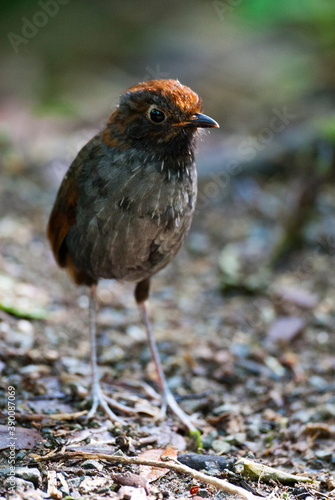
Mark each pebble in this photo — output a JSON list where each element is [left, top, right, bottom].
[[196, 488, 211, 498], [79, 476, 108, 494], [313, 404, 335, 420], [225, 432, 246, 445], [97, 308, 126, 326], [315, 449, 333, 461], [100, 345, 125, 363], [81, 459, 104, 471], [14, 467, 42, 487], [212, 438, 231, 454], [204, 465, 222, 476], [67, 477, 82, 489], [6, 328, 34, 349], [187, 232, 210, 255], [17, 319, 34, 334], [309, 375, 328, 389], [202, 430, 218, 449], [247, 422, 261, 439], [4, 477, 35, 493], [126, 324, 146, 341], [212, 402, 237, 415]]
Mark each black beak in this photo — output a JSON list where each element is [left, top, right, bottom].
[[185, 112, 219, 129]]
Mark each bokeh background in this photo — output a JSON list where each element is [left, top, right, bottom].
[[1, 0, 335, 288], [0, 2, 335, 492], [2, 0, 335, 176]]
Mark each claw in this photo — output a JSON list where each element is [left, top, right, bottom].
[[87, 381, 124, 422], [138, 300, 201, 433]]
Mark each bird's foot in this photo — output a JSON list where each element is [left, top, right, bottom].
[[159, 386, 203, 433], [87, 381, 138, 422]]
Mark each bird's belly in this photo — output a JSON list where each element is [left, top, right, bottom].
[[89, 208, 193, 282], [68, 189, 195, 282]]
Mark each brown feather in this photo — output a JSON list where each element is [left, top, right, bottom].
[[47, 165, 95, 286]]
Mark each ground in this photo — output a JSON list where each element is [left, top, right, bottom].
[[0, 137, 335, 499]]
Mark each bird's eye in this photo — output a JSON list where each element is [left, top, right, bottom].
[[149, 108, 166, 124]]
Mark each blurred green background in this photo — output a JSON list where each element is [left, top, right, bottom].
[[1, 3, 335, 479], [1, 0, 335, 260], [1, 0, 334, 159]]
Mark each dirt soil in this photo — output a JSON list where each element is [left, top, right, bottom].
[[0, 134, 335, 499]]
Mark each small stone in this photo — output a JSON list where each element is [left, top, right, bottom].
[[225, 432, 246, 445], [315, 449, 333, 461], [100, 345, 125, 363], [118, 485, 147, 500], [126, 324, 146, 341], [197, 488, 211, 498], [205, 465, 221, 476], [15, 467, 42, 487], [313, 404, 335, 420], [6, 328, 34, 349], [78, 295, 89, 309], [202, 430, 218, 449], [247, 422, 261, 439], [187, 232, 210, 255], [67, 477, 82, 489], [57, 472, 70, 495], [309, 376, 328, 389], [17, 319, 34, 334], [212, 403, 236, 415], [212, 438, 231, 454], [4, 477, 34, 493], [231, 343, 250, 358], [79, 476, 108, 494], [114, 448, 126, 456], [81, 459, 104, 471]]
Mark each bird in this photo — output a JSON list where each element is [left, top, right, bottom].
[[47, 79, 219, 432]]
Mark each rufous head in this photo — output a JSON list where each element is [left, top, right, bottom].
[[104, 79, 219, 156]]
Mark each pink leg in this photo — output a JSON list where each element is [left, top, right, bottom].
[[87, 284, 135, 420], [137, 299, 197, 433]]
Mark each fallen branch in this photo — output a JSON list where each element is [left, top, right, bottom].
[[15, 411, 87, 421], [239, 458, 314, 485], [32, 450, 271, 500], [47, 471, 62, 500]]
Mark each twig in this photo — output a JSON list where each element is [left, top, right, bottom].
[[15, 410, 87, 421], [32, 450, 273, 500], [239, 458, 314, 485], [47, 471, 62, 499]]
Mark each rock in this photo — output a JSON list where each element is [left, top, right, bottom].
[[315, 449, 333, 461], [78, 476, 108, 494], [212, 438, 231, 454], [225, 432, 247, 445], [14, 467, 42, 487], [202, 430, 218, 449], [4, 477, 35, 492], [187, 232, 210, 255], [267, 316, 305, 344], [81, 459, 104, 471], [197, 488, 211, 498]]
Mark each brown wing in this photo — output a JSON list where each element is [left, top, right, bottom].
[[47, 139, 97, 286]]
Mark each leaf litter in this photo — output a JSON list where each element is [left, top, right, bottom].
[[0, 133, 335, 499]]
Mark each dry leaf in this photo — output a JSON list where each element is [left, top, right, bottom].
[[277, 286, 318, 309], [267, 316, 305, 343], [139, 448, 178, 483], [112, 473, 148, 494], [0, 424, 43, 450]]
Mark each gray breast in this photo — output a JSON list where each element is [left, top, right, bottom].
[[66, 150, 197, 282]]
